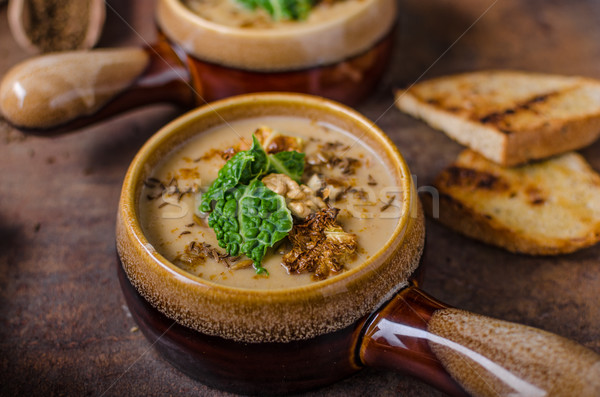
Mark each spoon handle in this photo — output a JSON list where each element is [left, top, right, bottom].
[[0, 41, 194, 133], [359, 285, 600, 397]]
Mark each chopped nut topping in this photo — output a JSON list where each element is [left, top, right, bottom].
[[262, 173, 326, 218], [229, 259, 254, 270], [193, 145, 242, 162], [254, 126, 304, 154], [305, 150, 361, 175], [144, 176, 197, 201], [174, 241, 239, 268]]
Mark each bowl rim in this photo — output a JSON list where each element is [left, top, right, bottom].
[[156, 0, 397, 70], [119, 92, 415, 300], [161, 0, 383, 37]]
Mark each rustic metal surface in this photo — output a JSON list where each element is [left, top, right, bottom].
[[1, 1, 598, 396]]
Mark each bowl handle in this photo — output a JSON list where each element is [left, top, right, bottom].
[[359, 284, 600, 397], [0, 41, 195, 133]]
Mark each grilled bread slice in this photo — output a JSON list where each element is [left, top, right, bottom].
[[395, 70, 600, 166], [424, 150, 600, 255]]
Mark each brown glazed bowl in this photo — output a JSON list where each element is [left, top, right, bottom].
[[116, 93, 600, 397], [0, 0, 395, 132]]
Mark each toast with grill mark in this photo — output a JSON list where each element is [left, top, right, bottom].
[[395, 70, 600, 166], [423, 149, 600, 255]]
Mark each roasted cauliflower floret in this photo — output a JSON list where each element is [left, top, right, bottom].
[[282, 207, 357, 280]]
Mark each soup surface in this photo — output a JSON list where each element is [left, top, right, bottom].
[[139, 116, 403, 289], [182, 0, 367, 29]]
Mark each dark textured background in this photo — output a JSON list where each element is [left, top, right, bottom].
[[1, 1, 599, 396]]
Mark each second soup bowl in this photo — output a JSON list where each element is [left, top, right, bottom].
[[0, 0, 396, 131]]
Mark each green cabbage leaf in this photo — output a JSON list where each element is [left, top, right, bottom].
[[236, 0, 315, 21], [200, 135, 304, 274]]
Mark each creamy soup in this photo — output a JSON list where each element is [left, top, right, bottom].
[[139, 116, 403, 289], [183, 0, 368, 29]]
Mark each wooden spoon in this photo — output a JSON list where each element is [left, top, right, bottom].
[[7, 0, 106, 54]]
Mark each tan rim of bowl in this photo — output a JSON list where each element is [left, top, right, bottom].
[[156, 0, 397, 71], [116, 93, 425, 343]]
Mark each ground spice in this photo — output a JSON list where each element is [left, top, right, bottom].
[[24, 0, 90, 52]]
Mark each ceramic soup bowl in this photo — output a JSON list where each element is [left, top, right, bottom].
[[116, 93, 600, 396], [0, 0, 395, 131]]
